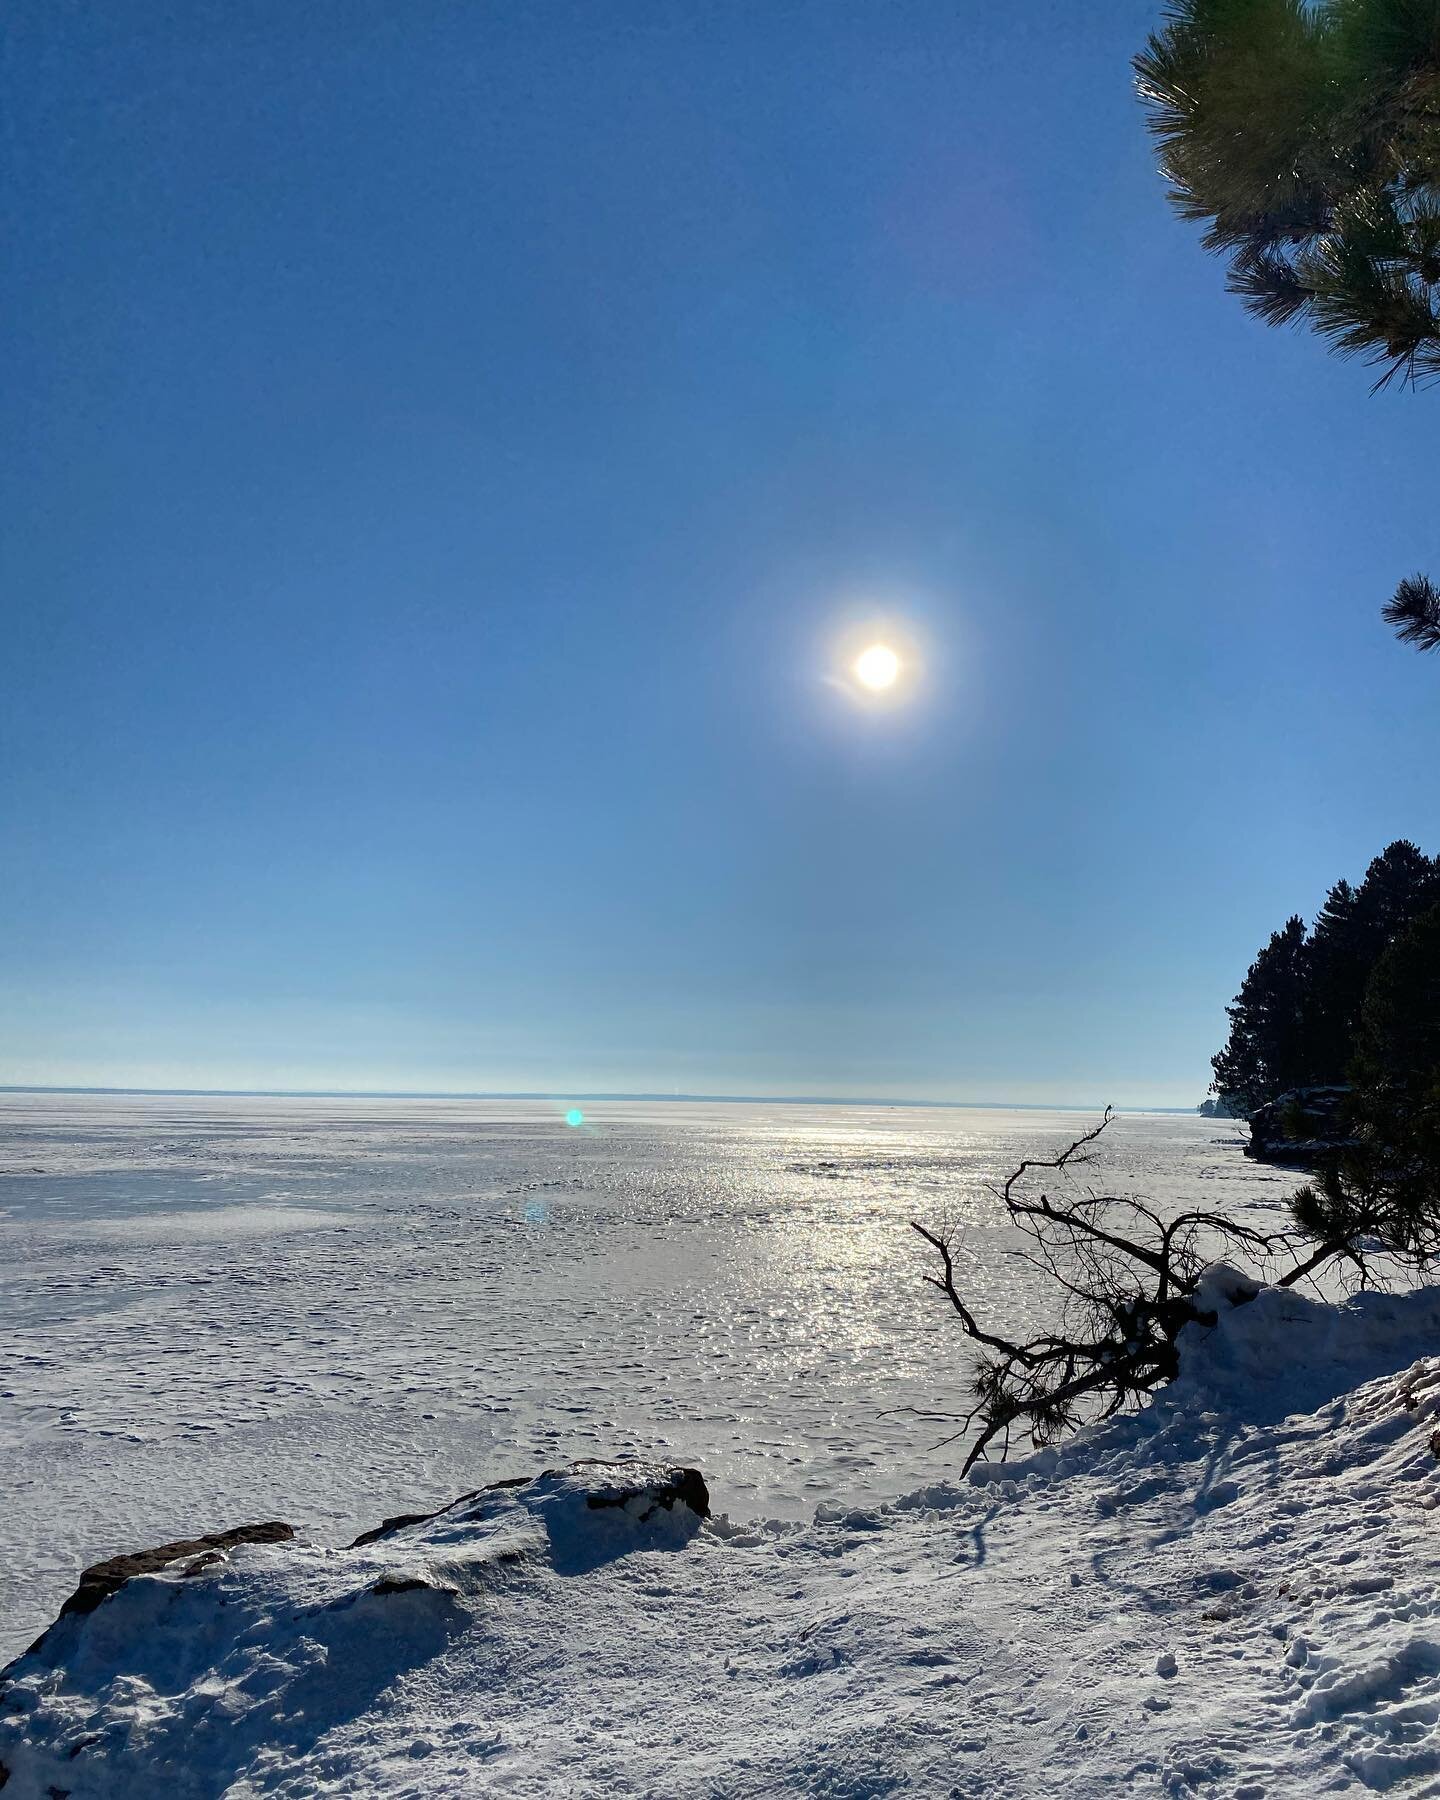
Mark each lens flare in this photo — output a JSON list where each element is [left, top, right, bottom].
[[565, 1107, 585, 1128]]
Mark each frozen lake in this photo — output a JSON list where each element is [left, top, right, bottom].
[[0, 1092, 1287, 1658]]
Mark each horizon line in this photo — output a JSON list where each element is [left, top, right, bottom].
[[0, 1083, 1202, 1114]]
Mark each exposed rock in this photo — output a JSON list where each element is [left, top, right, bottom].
[[55, 1522, 293, 1622], [1245, 1085, 1356, 1166], [1197, 1096, 1241, 1118], [348, 1510, 434, 1549], [368, 1575, 443, 1597], [581, 1462, 709, 1520], [349, 1460, 708, 1549], [12, 1521, 296, 1664]]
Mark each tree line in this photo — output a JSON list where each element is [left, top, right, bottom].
[[1211, 837, 1440, 1266], [1212, 840, 1440, 1113]]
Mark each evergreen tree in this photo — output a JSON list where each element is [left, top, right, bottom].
[[1212, 841, 1440, 1115], [1354, 838, 1440, 934], [1211, 915, 1311, 1112], [1295, 900, 1440, 1262], [1135, 0, 1440, 390], [1301, 876, 1362, 1081], [1304, 843, 1440, 1076], [1356, 898, 1440, 1119], [1136, 1, 1440, 650], [1383, 574, 1440, 652]]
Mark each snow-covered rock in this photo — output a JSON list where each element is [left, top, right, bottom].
[[1246, 1085, 1356, 1166], [8, 1296, 1440, 1796], [26, 1521, 297, 1652], [0, 1459, 709, 1798]]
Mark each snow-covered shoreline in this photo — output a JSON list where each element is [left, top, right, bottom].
[[7, 1282, 1440, 1797], [1, 1096, 1281, 1659]]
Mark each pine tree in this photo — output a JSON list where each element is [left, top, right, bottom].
[[1304, 844, 1440, 1078], [1302, 876, 1362, 1080], [1135, 0, 1440, 390], [1295, 900, 1440, 1261], [1353, 900, 1440, 1137], [1211, 842, 1440, 1116], [1383, 574, 1440, 651], [1349, 840, 1440, 977], [1212, 914, 1312, 1112], [1136, 1, 1440, 650]]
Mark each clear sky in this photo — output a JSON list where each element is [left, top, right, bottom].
[[4, 1, 1438, 1107]]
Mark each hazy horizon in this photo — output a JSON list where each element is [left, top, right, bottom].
[[0, 1082, 1200, 1115]]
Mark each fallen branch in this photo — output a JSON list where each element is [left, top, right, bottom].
[[912, 1110, 1361, 1473]]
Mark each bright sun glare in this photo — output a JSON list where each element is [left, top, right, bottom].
[[854, 644, 901, 691]]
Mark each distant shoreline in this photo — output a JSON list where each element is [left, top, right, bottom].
[[0, 1085, 1201, 1114]]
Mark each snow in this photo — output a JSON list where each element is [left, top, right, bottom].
[[8, 1279, 1440, 1797], [0, 1094, 1283, 1659]]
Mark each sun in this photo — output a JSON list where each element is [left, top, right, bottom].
[[827, 617, 926, 709], [854, 644, 900, 691]]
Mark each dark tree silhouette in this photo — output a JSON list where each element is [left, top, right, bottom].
[[1212, 842, 1440, 1115], [1299, 900, 1440, 1261], [1212, 915, 1312, 1113], [1306, 843, 1440, 1075], [1384, 573, 1440, 651]]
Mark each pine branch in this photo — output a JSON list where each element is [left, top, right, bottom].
[[1228, 245, 1314, 324], [1383, 572, 1440, 650], [1136, 0, 1440, 390]]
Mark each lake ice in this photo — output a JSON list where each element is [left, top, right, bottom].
[[0, 1092, 1288, 1659]]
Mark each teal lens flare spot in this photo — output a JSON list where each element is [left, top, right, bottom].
[[565, 1108, 585, 1128]]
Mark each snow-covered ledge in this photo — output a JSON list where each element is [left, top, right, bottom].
[[7, 1294, 1440, 1796]]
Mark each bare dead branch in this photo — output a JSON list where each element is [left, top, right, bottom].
[[910, 1109, 1365, 1476]]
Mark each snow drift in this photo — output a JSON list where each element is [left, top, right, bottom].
[[6, 1281, 1440, 1797]]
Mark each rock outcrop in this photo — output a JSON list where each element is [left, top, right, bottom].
[[59, 1522, 296, 1620], [1, 1458, 709, 1692], [1245, 1084, 1355, 1166], [18, 1521, 296, 1662], [348, 1459, 709, 1550]]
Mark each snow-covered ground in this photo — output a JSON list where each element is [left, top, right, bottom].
[[7, 1280, 1440, 1797], [0, 1095, 1282, 1661]]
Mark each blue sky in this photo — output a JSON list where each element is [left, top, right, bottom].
[[3, 1, 1438, 1106]]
